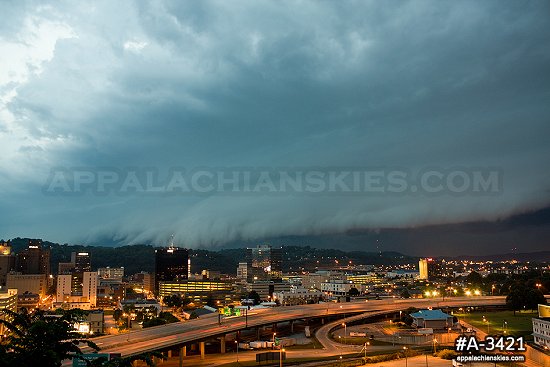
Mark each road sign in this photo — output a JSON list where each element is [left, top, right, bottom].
[[72, 353, 111, 367]]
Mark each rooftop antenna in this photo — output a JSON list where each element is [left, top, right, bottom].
[[169, 234, 175, 248]]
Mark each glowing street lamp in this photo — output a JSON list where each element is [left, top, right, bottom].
[[342, 323, 347, 344], [280, 347, 285, 367]]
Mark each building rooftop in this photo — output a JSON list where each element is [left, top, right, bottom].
[[410, 309, 452, 320]]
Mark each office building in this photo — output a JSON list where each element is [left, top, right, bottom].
[[236, 262, 248, 282], [245, 245, 283, 282], [131, 271, 154, 294], [418, 258, 443, 280], [273, 286, 324, 306], [419, 259, 429, 280], [246, 281, 291, 301], [98, 267, 124, 280], [0, 288, 17, 335], [154, 247, 189, 292], [15, 240, 50, 276], [58, 252, 91, 275], [56, 271, 97, 308], [159, 279, 233, 304], [58, 261, 75, 275], [17, 292, 40, 310], [6, 272, 47, 298], [320, 279, 356, 297], [0, 241, 15, 286], [72, 252, 91, 273], [533, 304, 550, 348]]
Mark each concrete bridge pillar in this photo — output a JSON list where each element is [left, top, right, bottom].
[[220, 334, 226, 353], [200, 341, 206, 359], [167, 350, 172, 358], [178, 346, 186, 367]]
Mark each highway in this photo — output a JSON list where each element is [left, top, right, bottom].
[[87, 296, 506, 357]]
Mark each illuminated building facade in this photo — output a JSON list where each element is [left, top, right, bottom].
[[154, 247, 189, 292], [158, 280, 233, 304], [246, 245, 282, 282], [15, 240, 50, 276]]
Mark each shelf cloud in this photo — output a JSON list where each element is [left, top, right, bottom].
[[1, 1, 549, 253]]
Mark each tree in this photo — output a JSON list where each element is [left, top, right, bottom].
[[113, 309, 123, 322], [525, 288, 546, 310], [400, 289, 411, 299], [506, 288, 523, 316], [248, 291, 261, 305], [0, 308, 98, 367], [205, 293, 217, 308], [348, 287, 360, 297], [466, 271, 483, 286], [163, 294, 183, 309]]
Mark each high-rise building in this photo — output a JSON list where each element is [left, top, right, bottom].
[[72, 252, 91, 273], [15, 240, 50, 276], [246, 245, 283, 282], [418, 258, 442, 281], [236, 262, 248, 281], [419, 259, 429, 280], [154, 247, 189, 292], [0, 241, 15, 286], [82, 271, 98, 307], [56, 271, 97, 307], [57, 274, 72, 302]]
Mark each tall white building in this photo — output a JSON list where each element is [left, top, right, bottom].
[[56, 274, 72, 302], [83, 271, 98, 307], [533, 304, 550, 348], [418, 259, 429, 280], [56, 271, 97, 308]]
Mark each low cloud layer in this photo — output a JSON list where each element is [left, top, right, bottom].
[[1, 1, 549, 253]]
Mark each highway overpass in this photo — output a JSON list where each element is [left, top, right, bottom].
[[87, 296, 506, 362]]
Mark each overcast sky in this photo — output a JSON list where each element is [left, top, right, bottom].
[[1, 1, 549, 254]]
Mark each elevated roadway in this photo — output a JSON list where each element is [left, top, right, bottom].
[[89, 296, 506, 357]]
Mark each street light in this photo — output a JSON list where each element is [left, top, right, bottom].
[[403, 346, 408, 367], [364, 341, 370, 360], [280, 347, 285, 367], [432, 338, 438, 354], [234, 340, 239, 363], [483, 317, 490, 334], [342, 323, 347, 344], [273, 332, 276, 350]]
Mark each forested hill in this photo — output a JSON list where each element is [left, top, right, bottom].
[[6, 238, 415, 276]]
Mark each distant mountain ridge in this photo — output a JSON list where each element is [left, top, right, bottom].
[[4, 237, 416, 275], [4, 237, 548, 276]]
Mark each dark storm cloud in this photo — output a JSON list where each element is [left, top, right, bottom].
[[1, 0, 549, 253]]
